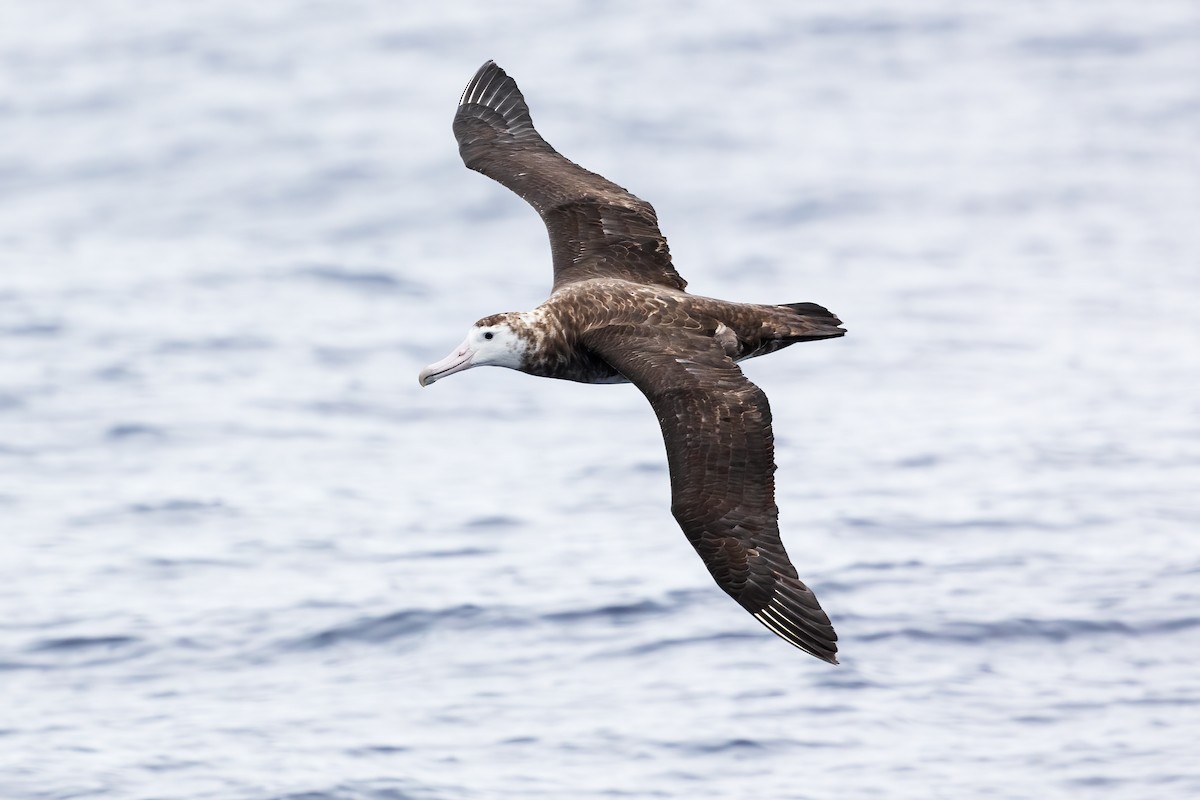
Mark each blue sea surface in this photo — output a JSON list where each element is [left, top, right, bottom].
[[2, 2, 1199, 798]]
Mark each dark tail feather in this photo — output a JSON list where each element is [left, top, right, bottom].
[[782, 301, 841, 323], [779, 302, 846, 341]]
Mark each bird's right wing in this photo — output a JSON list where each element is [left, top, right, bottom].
[[453, 61, 688, 293]]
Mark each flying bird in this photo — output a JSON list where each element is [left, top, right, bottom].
[[420, 61, 846, 663]]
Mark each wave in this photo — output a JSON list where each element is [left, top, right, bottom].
[[269, 781, 434, 800], [288, 265, 426, 296], [541, 598, 670, 625], [154, 335, 273, 354], [28, 635, 141, 652], [860, 616, 1200, 644], [70, 499, 234, 527], [284, 604, 498, 650], [283, 592, 704, 652], [541, 590, 711, 627], [1, 634, 150, 672], [608, 631, 763, 657], [104, 423, 167, 441]]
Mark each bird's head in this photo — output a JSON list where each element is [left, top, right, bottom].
[[418, 312, 531, 387]]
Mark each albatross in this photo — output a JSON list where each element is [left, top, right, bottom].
[[420, 61, 846, 664]]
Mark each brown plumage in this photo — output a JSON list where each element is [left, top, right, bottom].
[[422, 61, 846, 664], [455, 60, 685, 292]]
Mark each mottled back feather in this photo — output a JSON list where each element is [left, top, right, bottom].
[[454, 61, 687, 292]]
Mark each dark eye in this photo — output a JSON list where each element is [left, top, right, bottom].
[[483, 331, 494, 340]]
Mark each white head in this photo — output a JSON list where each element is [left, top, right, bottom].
[[418, 314, 530, 387]]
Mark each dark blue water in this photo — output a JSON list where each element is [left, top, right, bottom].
[[3, 2, 1199, 798]]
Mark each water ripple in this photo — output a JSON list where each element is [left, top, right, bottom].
[[284, 605, 497, 650], [289, 265, 427, 296], [861, 617, 1200, 644]]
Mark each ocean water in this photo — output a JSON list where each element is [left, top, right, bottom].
[[2, 1, 1200, 798]]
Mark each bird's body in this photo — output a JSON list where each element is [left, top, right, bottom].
[[474, 279, 844, 385], [421, 61, 846, 664]]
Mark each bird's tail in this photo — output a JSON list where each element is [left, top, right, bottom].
[[776, 301, 846, 341]]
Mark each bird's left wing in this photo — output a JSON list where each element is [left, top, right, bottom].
[[582, 325, 839, 663]]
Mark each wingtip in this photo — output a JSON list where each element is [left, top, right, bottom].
[[754, 602, 840, 664], [459, 59, 505, 107], [455, 60, 539, 148]]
